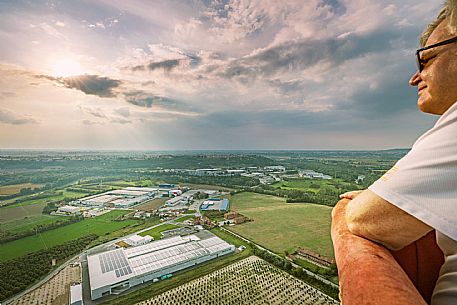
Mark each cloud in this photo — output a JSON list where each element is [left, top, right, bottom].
[[0, 109, 37, 125], [110, 118, 131, 124], [37, 74, 121, 98], [123, 90, 180, 108], [79, 106, 107, 118], [132, 59, 180, 72], [114, 107, 130, 117], [62, 75, 121, 97]]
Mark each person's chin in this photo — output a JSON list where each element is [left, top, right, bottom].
[[417, 96, 431, 113]]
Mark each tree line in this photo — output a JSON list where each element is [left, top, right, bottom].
[[0, 216, 83, 244], [253, 247, 339, 300], [0, 234, 97, 301]]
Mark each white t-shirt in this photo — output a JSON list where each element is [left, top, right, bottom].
[[368, 101, 457, 304]]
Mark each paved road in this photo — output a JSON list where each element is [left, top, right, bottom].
[[3, 214, 192, 305]]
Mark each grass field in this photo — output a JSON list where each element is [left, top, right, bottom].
[[0, 214, 68, 233], [0, 183, 43, 195], [272, 178, 359, 193], [228, 192, 334, 258], [139, 223, 180, 239], [136, 198, 167, 211], [0, 210, 139, 262], [174, 215, 195, 223]]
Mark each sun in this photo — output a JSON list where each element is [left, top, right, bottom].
[[51, 58, 84, 77]]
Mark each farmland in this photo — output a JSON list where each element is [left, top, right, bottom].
[[0, 210, 139, 262], [136, 198, 167, 211], [136, 256, 338, 305], [228, 192, 334, 258], [0, 183, 43, 195]]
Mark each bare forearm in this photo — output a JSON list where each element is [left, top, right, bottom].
[[345, 190, 432, 250]]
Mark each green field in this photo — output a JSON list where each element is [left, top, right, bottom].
[[272, 178, 359, 193], [228, 192, 334, 258], [0, 214, 68, 233], [174, 215, 195, 223], [139, 223, 180, 240], [0, 210, 138, 262]]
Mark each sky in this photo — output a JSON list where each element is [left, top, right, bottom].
[[0, 0, 444, 150]]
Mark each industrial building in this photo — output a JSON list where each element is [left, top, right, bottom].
[[69, 283, 83, 305], [75, 187, 158, 208], [200, 198, 230, 211], [87, 231, 235, 300], [124, 234, 153, 247]]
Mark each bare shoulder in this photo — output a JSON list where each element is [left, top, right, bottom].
[[345, 189, 432, 250]]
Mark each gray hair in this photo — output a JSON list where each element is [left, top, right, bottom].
[[420, 0, 457, 46]]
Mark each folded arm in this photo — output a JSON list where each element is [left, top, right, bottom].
[[345, 189, 432, 250]]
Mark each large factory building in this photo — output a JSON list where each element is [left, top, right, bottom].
[[87, 230, 235, 300]]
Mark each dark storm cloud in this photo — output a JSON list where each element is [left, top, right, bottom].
[[0, 109, 37, 125]]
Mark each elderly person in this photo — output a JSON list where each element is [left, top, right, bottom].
[[332, 1, 457, 304]]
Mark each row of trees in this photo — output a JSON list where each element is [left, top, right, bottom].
[[0, 216, 83, 244], [247, 185, 345, 206], [152, 173, 260, 189], [0, 234, 98, 301], [253, 247, 339, 300]]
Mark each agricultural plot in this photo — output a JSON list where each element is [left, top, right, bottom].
[[0, 210, 138, 262], [0, 203, 47, 222], [0, 214, 67, 233], [10, 264, 81, 305], [228, 192, 334, 258], [0, 183, 43, 195], [136, 256, 338, 305], [136, 198, 167, 211]]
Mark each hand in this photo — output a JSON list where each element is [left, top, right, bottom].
[[339, 190, 364, 200]]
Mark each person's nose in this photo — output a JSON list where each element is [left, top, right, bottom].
[[409, 71, 421, 86]]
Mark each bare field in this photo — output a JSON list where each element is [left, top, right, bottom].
[[10, 264, 81, 305], [136, 198, 167, 211], [136, 256, 338, 305], [0, 203, 46, 222], [0, 183, 43, 195]]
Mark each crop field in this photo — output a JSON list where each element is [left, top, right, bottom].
[[136, 256, 338, 305], [0, 210, 138, 262], [10, 264, 81, 305], [0, 214, 68, 233], [0, 202, 47, 222], [136, 198, 167, 211], [139, 223, 180, 239], [228, 192, 334, 258], [0, 183, 43, 195]]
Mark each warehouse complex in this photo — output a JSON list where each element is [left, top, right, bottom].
[[200, 198, 230, 211], [87, 230, 235, 300]]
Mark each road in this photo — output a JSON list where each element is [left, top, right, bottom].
[[219, 227, 339, 289], [3, 214, 191, 305]]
